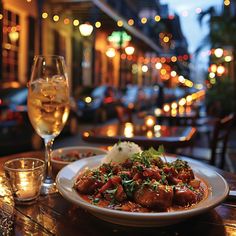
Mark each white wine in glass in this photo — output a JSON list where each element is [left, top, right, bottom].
[[27, 55, 70, 195]]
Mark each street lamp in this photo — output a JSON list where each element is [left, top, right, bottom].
[[106, 48, 116, 58], [155, 62, 162, 70], [108, 31, 131, 48], [142, 65, 148, 73], [125, 46, 135, 55], [8, 26, 19, 43], [214, 48, 224, 58], [79, 22, 93, 36], [9, 31, 19, 43], [107, 31, 132, 86]]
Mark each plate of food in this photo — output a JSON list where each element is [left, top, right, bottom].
[[52, 146, 108, 171], [56, 142, 229, 227]]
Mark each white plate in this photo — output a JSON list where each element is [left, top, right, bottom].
[[56, 155, 229, 227], [51, 146, 108, 171]]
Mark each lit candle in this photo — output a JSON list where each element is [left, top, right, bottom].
[[124, 122, 134, 137], [147, 130, 154, 138], [4, 158, 45, 203], [17, 172, 37, 199], [144, 115, 156, 128]]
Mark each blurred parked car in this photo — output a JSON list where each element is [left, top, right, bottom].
[[122, 85, 146, 111], [0, 83, 79, 156], [143, 86, 158, 108], [164, 87, 186, 103], [77, 85, 121, 122]]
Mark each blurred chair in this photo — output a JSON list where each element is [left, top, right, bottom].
[[177, 113, 235, 169], [115, 106, 133, 124]]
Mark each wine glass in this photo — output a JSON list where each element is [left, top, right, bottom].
[[27, 55, 70, 195]]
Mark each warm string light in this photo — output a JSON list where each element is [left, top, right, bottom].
[[40, 11, 202, 89], [117, 20, 123, 27], [138, 54, 190, 64], [225, 55, 232, 62], [95, 21, 101, 28], [41, 12, 102, 29], [137, 58, 194, 88], [73, 19, 79, 26], [53, 15, 59, 22], [177, 75, 194, 88], [154, 15, 161, 22], [63, 18, 70, 25], [224, 0, 230, 6], [141, 17, 147, 24], [41, 7, 204, 28], [207, 47, 232, 83], [128, 19, 134, 26], [152, 60, 194, 86], [42, 12, 48, 19], [139, 57, 188, 65], [161, 91, 205, 116]]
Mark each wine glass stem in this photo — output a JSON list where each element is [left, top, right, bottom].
[[44, 138, 54, 184]]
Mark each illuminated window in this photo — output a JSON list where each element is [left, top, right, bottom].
[[2, 9, 20, 81]]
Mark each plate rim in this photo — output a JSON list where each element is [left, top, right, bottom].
[[56, 154, 229, 220]]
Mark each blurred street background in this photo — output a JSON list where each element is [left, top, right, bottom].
[[1, 0, 236, 171]]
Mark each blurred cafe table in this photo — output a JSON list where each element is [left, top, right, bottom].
[[1, 151, 236, 235], [82, 122, 196, 152]]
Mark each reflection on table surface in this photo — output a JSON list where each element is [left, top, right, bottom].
[[154, 106, 197, 118], [82, 122, 196, 150], [83, 123, 193, 139]]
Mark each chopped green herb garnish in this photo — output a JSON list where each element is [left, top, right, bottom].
[[160, 174, 167, 184], [172, 159, 189, 170], [122, 179, 137, 198], [131, 146, 164, 167], [120, 173, 130, 181], [152, 181, 160, 190], [142, 178, 151, 187], [93, 170, 101, 180], [92, 198, 100, 204], [136, 165, 143, 172], [106, 188, 117, 195]]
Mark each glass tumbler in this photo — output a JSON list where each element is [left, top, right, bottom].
[[4, 158, 45, 203]]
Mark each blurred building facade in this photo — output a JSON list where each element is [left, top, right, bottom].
[[0, 0, 191, 95], [0, 0, 39, 85]]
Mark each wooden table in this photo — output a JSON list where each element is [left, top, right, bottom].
[[0, 151, 236, 235], [82, 123, 196, 152]]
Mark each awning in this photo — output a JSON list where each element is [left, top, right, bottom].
[[92, 0, 162, 54]]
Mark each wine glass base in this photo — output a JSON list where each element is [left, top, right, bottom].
[[40, 181, 58, 195]]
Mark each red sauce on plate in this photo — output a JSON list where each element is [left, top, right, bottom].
[[74, 148, 209, 213]]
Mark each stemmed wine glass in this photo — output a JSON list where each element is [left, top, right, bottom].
[[27, 55, 70, 195]]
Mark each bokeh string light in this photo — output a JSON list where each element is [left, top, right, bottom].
[[37, 8, 211, 90], [40, 5, 210, 28]]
